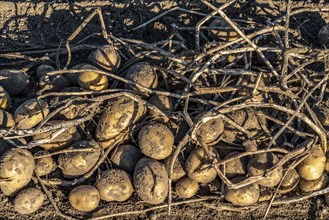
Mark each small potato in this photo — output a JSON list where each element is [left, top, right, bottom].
[[0, 148, 35, 196], [36, 64, 55, 78], [14, 188, 44, 214], [69, 185, 100, 212], [0, 110, 15, 128], [14, 98, 49, 129], [58, 141, 101, 178], [78, 64, 108, 91], [209, 18, 238, 42], [125, 62, 158, 89], [0, 69, 28, 96], [185, 147, 217, 184], [248, 152, 283, 187], [194, 114, 224, 145], [318, 24, 329, 47], [278, 169, 300, 194], [163, 153, 186, 182], [89, 45, 121, 72], [34, 150, 57, 176], [222, 151, 248, 179], [0, 86, 11, 110], [111, 144, 142, 173], [299, 173, 329, 193], [175, 177, 199, 199], [33, 122, 81, 151], [134, 157, 168, 204], [138, 123, 174, 160], [95, 169, 133, 202], [297, 144, 326, 181], [225, 176, 260, 206], [65, 64, 88, 86]]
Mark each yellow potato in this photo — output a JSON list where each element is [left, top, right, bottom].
[[78, 64, 108, 91], [111, 144, 142, 173], [69, 185, 100, 212], [65, 63, 88, 86], [163, 153, 186, 182], [299, 173, 329, 192], [0, 69, 28, 96], [175, 177, 199, 199], [14, 188, 44, 214], [34, 150, 57, 176], [0, 86, 11, 110], [148, 94, 173, 119], [222, 151, 248, 179], [89, 45, 121, 72], [0, 110, 14, 128], [194, 114, 224, 145], [278, 169, 300, 194], [125, 62, 158, 89]]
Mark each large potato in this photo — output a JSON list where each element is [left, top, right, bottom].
[[69, 185, 100, 212], [111, 144, 142, 173], [138, 123, 174, 160], [299, 173, 329, 192], [0, 86, 11, 110], [194, 114, 224, 145], [14, 188, 44, 214], [125, 62, 158, 89], [185, 147, 217, 184], [58, 141, 101, 178], [95, 169, 133, 202], [89, 45, 121, 72], [78, 64, 108, 91], [14, 98, 49, 129], [163, 153, 186, 182], [175, 177, 199, 199], [133, 157, 168, 204], [222, 151, 248, 179], [297, 144, 326, 181], [0, 148, 35, 196], [0, 110, 15, 128], [34, 150, 57, 176], [0, 69, 28, 96]]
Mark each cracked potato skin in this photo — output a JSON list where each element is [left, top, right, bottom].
[[69, 185, 100, 212], [14, 188, 45, 215]]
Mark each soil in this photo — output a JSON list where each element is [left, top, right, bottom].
[[1, 0, 329, 219]]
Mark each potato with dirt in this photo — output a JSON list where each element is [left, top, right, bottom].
[[318, 24, 329, 47], [0, 86, 11, 110], [299, 173, 329, 193], [175, 177, 199, 199], [148, 94, 173, 119], [89, 45, 121, 72], [163, 153, 186, 182], [37, 64, 70, 92], [193, 114, 224, 145], [222, 151, 248, 179], [0, 148, 35, 196], [95, 169, 133, 202], [133, 157, 168, 204], [0, 69, 28, 96], [14, 98, 49, 129], [34, 150, 57, 176], [69, 185, 100, 212], [0, 109, 14, 128], [278, 168, 300, 194], [14, 188, 45, 214], [138, 122, 174, 160], [125, 62, 158, 89], [111, 144, 142, 173], [78, 64, 108, 91]]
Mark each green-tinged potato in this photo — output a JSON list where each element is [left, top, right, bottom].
[[36, 64, 55, 78], [69, 185, 100, 212], [0, 69, 28, 96], [175, 177, 199, 199], [0, 148, 35, 196], [14, 98, 49, 129], [209, 18, 238, 42], [225, 176, 260, 206], [133, 157, 168, 204], [318, 24, 329, 47], [185, 147, 217, 184], [248, 152, 283, 187], [34, 150, 57, 176], [95, 169, 133, 202], [0, 86, 11, 110], [33, 122, 81, 151], [297, 144, 326, 181], [299, 173, 329, 192], [163, 153, 186, 182], [0, 110, 14, 128], [14, 188, 44, 214], [222, 151, 248, 179], [111, 144, 142, 173], [194, 114, 224, 145], [138, 123, 174, 160], [39, 74, 70, 92], [125, 62, 158, 89], [278, 169, 300, 194], [89, 45, 121, 72], [58, 141, 101, 178], [78, 64, 108, 91], [96, 96, 145, 141]]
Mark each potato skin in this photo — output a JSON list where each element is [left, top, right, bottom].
[[14, 188, 44, 214], [89, 45, 121, 72], [175, 177, 199, 199], [0, 148, 35, 196], [125, 62, 158, 89], [318, 24, 329, 47], [69, 185, 100, 212], [278, 169, 300, 194], [95, 169, 133, 202], [163, 153, 186, 182], [111, 144, 142, 173], [36, 64, 55, 78], [138, 123, 174, 160], [78, 64, 108, 91], [299, 173, 329, 193], [34, 150, 57, 176], [14, 98, 49, 129], [297, 144, 326, 181], [0, 69, 28, 96], [194, 114, 224, 145], [222, 151, 248, 179], [0, 110, 15, 128], [0, 86, 11, 110], [133, 157, 168, 204]]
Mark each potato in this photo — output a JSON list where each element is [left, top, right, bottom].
[[111, 144, 142, 173], [318, 24, 329, 47], [56, 87, 86, 119], [125, 62, 158, 89], [0, 69, 28, 96], [65, 63, 88, 86], [225, 176, 260, 206], [299, 173, 329, 193], [0, 148, 35, 196], [95, 169, 133, 202], [148, 94, 173, 119], [98, 133, 130, 149], [133, 157, 168, 204], [297, 144, 326, 181], [89, 45, 121, 72], [69, 185, 100, 212], [14, 188, 44, 214], [34, 150, 57, 176], [14, 98, 49, 129], [175, 177, 199, 199], [78, 64, 108, 91], [194, 114, 224, 145], [33, 122, 81, 151], [278, 168, 300, 194], [248, 152, 283, 187], [222, 151, 248, 179], [163, 153, 186, 182], [0, 86, 11, 110], [39, 74, 71, 92], [0, 110, 14, 128], [96, 96, 145, 141], [138, 123, 174, 160], [185, 147, 217, 184], [209, 18, 238, 42], [58, 141, 101, 178], [36, 64, 55, 78]]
